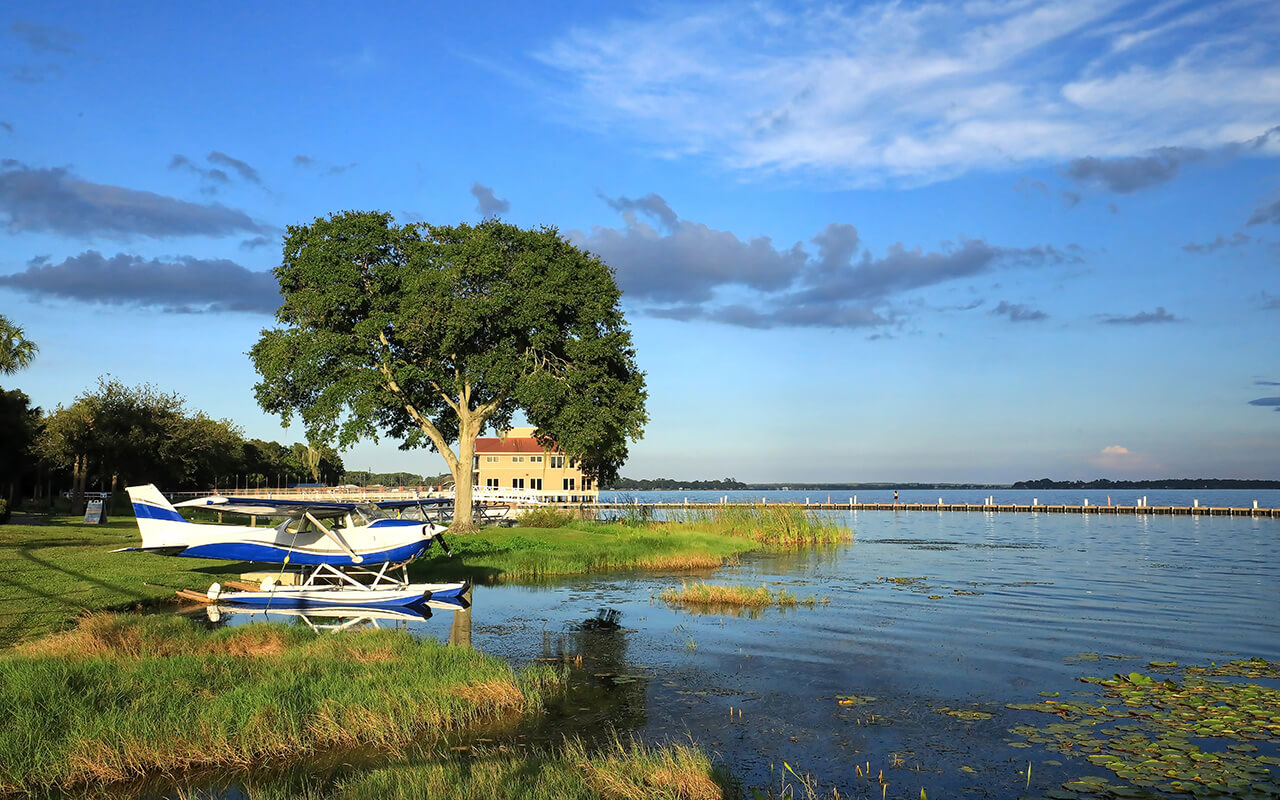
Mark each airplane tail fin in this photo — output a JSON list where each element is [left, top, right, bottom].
[[125, 484, 191, 549]]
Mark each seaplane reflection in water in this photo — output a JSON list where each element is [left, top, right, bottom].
[[205, 596, 471, 636], [120, 484, 469, 609]]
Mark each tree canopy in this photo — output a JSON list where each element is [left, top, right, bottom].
[[251, 211, 647, 526], [0, 314, 38, 375]]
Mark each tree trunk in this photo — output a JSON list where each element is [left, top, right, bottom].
[[451, 425, 478, 530], [108, 472, 119, 517], [72, 454, 85, 515]]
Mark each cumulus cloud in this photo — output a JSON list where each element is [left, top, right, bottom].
[[534, 1, 1280, 185], [1060, 190, 1082, 208], [293, 155, 316, 167], [991, 300, 1047, 322], [1064, 147, 1205, 193], [0, 122, 12, 134], [0, 161, 270, 239], [1101, 306, 1180, 325], [1100, 445, 1129, 455], [1182, 232, 1252, 253], [0, 250, 280, 313], [574, 192, 1074, 329], [471, 183, 510, 217]]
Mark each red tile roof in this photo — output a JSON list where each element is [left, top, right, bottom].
[[474, 436, 555, 454]]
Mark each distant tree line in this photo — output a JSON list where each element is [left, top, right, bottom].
[[338, 471, 453, 487], [604, 477, 749, 490], [1013, 478, 1280, 490], [1, 375, 345, 515]]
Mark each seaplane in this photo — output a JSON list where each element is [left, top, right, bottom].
[[121, 484, 469, 609]]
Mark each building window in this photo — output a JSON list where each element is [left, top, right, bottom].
[[485, 456, 499, 463], [486, 478, 499, 488], [550, 456, 565, 469], [530, 478, 542, 490], [582, 477, 593, 490], [563, 477, 576, 491], [513, 456, 525, 463], [530, 455, 543, 463], [512, 478, 525, 489]]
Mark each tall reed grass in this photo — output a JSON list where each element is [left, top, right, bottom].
[[661, 582, 823, 610], [664, 505, 851, 547], [245, 737, 729, 800], [0, 613, 561, 793]]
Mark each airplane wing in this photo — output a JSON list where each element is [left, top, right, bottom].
[[375, 498, 453, 510], [173, 495, 357, 518]]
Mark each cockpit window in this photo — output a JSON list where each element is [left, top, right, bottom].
[[353, 503, 389, 524]]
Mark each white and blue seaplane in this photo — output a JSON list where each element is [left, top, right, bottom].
[[121, 484, 468, 610]]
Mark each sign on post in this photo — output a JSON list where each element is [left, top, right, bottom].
[[83, 498, 106, 524]]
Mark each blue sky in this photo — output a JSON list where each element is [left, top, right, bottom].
[[2, 0, 1278, 483]]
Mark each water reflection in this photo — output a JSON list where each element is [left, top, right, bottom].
[[199, 595, 471, 636]]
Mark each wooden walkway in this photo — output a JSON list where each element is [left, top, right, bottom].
[[581, 501, 1280, 518]]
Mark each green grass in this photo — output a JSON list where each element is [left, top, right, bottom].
[[663, 505, 851, 547], [0, 515, 245, 648], [246, 737, 731, 800], [661, 582, 825, 610], [515, 506, 578, 528], [412, 521, 757, 583], [0, 613, 560, 793], [414, 508, 850, 584]]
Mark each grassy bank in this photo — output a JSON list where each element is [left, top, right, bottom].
[[0, 613, 560, 794], [411, 522, 756, 583], [413, 507, 851, 583]]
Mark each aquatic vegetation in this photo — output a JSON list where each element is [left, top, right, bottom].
[[937, 707, 994, 721], [0, 614, 561, 794], [661, 582, 825, 612], [837, 694, 877, 706], [241, 737, 729, 800], [1007, 659, 1280, 798], [412, 522, 756, 582], [663, 504, 852, 547]]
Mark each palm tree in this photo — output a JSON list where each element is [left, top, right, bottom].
[[0, 315, 38, 374]]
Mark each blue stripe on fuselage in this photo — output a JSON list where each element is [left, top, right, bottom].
[[132, 502, 189, 523], [178, 539, 429, 566]]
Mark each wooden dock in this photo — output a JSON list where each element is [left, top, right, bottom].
[[580, 501, 1280, 518]]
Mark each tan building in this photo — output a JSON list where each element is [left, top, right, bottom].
[[472, 427, 599, 503]]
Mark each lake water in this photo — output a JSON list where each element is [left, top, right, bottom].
[[196, 501, 1279, 799]]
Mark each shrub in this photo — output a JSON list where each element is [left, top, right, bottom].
[[0, 499, 8, 525], [516, 506, 576, 528]]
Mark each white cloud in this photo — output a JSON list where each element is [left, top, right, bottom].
[[534, 0, 1280, 184], [1100, 445, 1129, 455]]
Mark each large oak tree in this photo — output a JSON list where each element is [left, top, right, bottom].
[[250, 212, 647, 528]]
